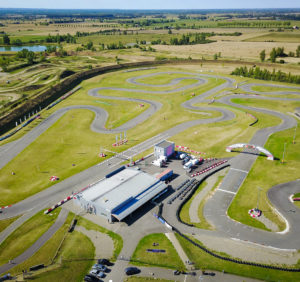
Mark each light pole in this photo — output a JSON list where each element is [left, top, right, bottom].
[[281, 142, 286, 164], [293, 123, 297, 144]]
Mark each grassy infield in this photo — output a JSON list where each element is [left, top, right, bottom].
[[2, 212, 123, 281], [1, 66, 300, 280]]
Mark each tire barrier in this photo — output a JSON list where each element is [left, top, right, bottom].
[[0, 113, 41, 142], [44, 195, 73, 214], [176, 145, 206, 155], [157, 210, 300, 272], [176, 165, 230, 227], [246, 112, 258, 126], [173, 226, 300, 272], [112, 139, 128, 147], [167, 179, 197, 205], [0, 204, 12, 211], [248, 208, 262, 218], [29, 264, 45, 271], [191, 160, 228, 177]]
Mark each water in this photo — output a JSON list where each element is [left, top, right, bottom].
[[0, 45, 47, 52]]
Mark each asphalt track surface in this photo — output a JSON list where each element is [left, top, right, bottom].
[[0, 71, 300, 277]]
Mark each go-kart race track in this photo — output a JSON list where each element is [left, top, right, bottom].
[[0, 69, 300, 279]]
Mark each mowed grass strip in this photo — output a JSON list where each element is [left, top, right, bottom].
[[0, 209, 60, 265], [29, 230, 94, 282], [176, 234, 300, 282], [0, 215, 21, 233], [293, 193, 300, 208], [6, 212, 74, 275], [77, 216, 123, 261], [131, 233, 185, 270]]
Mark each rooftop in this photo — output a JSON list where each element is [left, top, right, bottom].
[[155, 140, 174, 149], [77, 167, 166, 218]]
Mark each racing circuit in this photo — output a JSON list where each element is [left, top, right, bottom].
[[0, 67, 300, 280]]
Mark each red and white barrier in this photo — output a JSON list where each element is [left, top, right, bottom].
[[0, 204, 12, 211], [248, 208, 261, 218], [112, 139, 128, 147], [176, 145, 206, 155], [44, 195, 73, 214], [191, 160, 228, 177]]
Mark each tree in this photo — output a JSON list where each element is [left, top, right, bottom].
[[86, 41, 93, 50], [296, 45, 300, 58], [26, 51, 35, 65], [213, 53, 218, 60], [259, 50, 266, 62], [168, 29, 172, 34], [0, 56, 9, 71], [270, 48, 277, 63], [3, 34, 10, 45]]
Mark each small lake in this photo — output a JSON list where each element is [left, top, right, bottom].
[[0, 45, 47, 52]]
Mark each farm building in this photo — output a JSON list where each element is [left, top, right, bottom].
[[154, 140, 175, 159], [74, 166, 167, 223]]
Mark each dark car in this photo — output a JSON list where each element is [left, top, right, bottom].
[[97, 258, 110, 266], [173, 270, 181, 275], [84, 274, 100, 282], [124, 267, 140, 275]]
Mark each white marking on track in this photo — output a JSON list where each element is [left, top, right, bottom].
[[230, 168, 248, 174], [217, 188, 237, 195]]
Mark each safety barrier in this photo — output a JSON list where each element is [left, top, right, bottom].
[[191, 160, 228, 177], [246, 112, 258, 126], [175, 145, 206, 155]]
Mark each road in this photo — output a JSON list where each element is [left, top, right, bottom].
[[0, 70, 299, 279]]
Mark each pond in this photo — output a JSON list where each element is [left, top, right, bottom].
[[0, 45, 47, 52]]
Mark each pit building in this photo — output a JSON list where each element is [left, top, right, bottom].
[[74, 166, 167, 223]]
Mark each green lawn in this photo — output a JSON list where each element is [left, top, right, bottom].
[[176, 233, 300, 282], [29, 230, 94, 282], [251, 85, 300, 94], [77, 216, 123, 260], [131, 233, 185, 270], [0, 215, 21, 233], [6, 212, 74, 275], [0, 209, 60, 265]]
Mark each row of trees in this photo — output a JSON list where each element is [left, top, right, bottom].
[[260, 46, 300, 63], [169, 33, 214, 45], [231, 66, 300, 84]]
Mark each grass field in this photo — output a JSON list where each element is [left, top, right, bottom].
[[176, 234, 300, 282], [0, 215, 21, 233], [251, 85, 300, 93], [131, 233, 185, 270], [244, 32, 300, 43], [0, 209, 60, 265], [29, 230, 94, 282], [5, 212, 74, 275]]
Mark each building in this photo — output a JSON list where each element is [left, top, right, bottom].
[[74, 166, 167, 223], [154, 140, 175, 159]]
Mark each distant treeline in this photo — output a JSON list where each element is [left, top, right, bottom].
[[217, 21, 291, 28], [231, 66, 300, 84]]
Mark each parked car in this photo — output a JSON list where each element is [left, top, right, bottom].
[[84, 274, 100, 282], [92, 264, 107, 272], [173, 270, 181, 275], [124, 267, 140, 275], [95, 271, 105, 279], [97, 258, 110, 265]]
